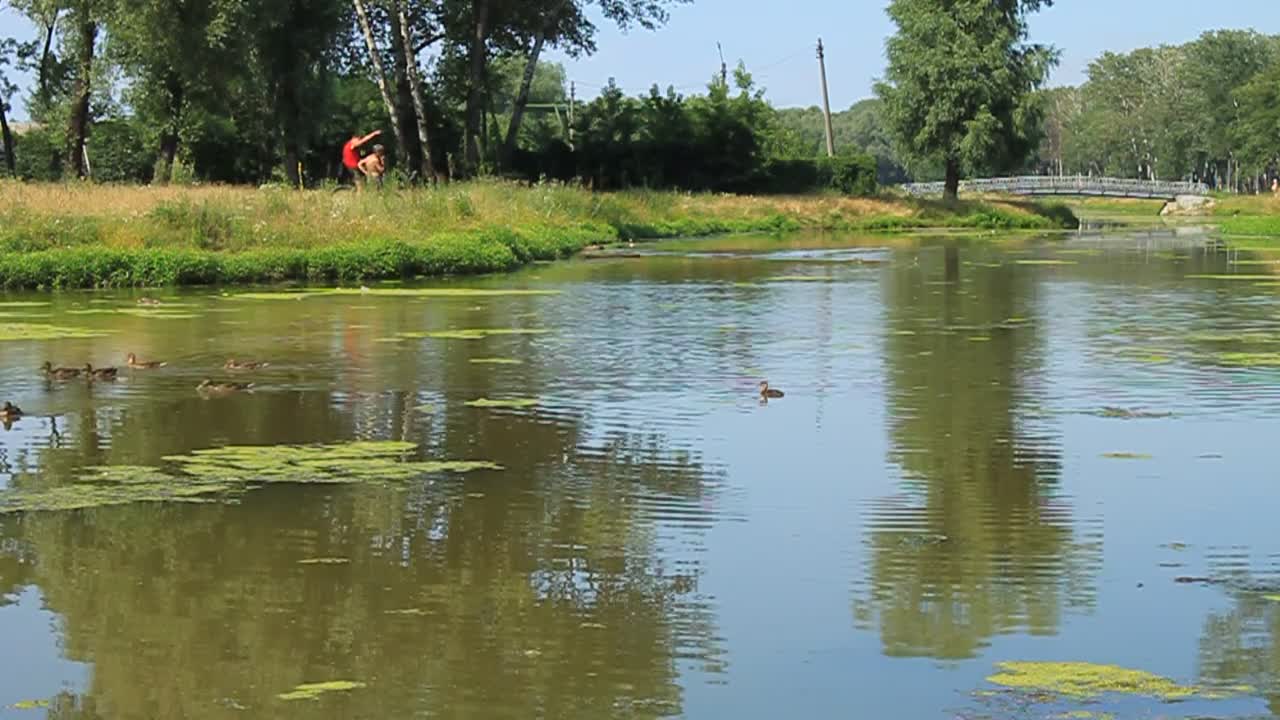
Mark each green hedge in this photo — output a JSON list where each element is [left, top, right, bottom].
[[758, 154, 879, 196], [0, 224, 612, 290]]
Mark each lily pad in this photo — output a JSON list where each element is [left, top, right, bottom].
[[0, 322, 108, 341], [277, 680, 367, 702], [466, 397, 539, 409], [469, 357, 524, 365], [987, 661, 1201, 701]]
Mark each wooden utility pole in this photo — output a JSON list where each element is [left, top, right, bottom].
[[817, 38, 835, 158], [717, 42, 728, 87]]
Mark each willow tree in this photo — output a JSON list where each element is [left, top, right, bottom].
[[876, 0, 1056, 200]]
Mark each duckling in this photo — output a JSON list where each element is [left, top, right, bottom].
[[224, 359, 269, 371], [0, 402, 22, 421], [84, 364, 119, 381], [759, 381, 785, 399], [126, 353, 166, 369], [136, 297, 163, 306], [41, 362, 82, 380], [197, 379, 254, 394]]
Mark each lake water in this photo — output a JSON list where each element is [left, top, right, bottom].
[[1, 227, 1279, 719]]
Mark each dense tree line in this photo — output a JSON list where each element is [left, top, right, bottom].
[[1035, 30, 1280, 191], [0, 0, 876, 195]]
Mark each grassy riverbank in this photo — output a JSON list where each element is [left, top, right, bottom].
[[1216, 194, 1280, 238], [0, 181, 1078, 289]]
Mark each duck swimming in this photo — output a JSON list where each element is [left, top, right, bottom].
[[1, 402, 22, 421], [126, 353, 166, 369], [42, 362, 82, 380], [759, 381, 785, 399], [198, 380, 254, 394], [224, 359, 269, 370], [84, 364, 119, 381], [136, 297, 163, 306]]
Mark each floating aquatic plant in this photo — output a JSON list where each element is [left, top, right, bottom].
[[0, 322, 108, 341], [469, 357, 524, 365], [0, 301, 51, 308], [397, 328, 548, 341], [1101, 452, 1153, 460], [1185, 274, 1277, 281], [298, 558, 350, 565], [1016, 259, 1078, 266], [987, 661, 1202, 701], [1219, 352, 1280, 367], [465, 398, 539, 409], [277, 680, 367, 702], [9, 700, 50, 710], [230, 288, 557, 302], [0, 470, 235, 514]]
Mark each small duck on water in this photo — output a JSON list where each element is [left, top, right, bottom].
[[136, 297, 163, 306], [126, 353, 166, 369], [84, 364, 119, 381], [759, 381, 785, 399], [42, 362, 82, 380], [1, 402, 22, 421], [224, 359, 269, 371], [198, 380, 254, 394]]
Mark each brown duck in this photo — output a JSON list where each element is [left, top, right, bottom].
[[224, 359, 269, 371], [136, 297, 163, 306], [1, 402, 22, 421], [759, 381, 785, 399], [126, 353, 166, 369], [42, 362, 82, 380], [84, 364, 119, 381], [198, 379, 254, 394]]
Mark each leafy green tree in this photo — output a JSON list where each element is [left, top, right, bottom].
[[1233, 60, 1280, 182], [0, 38, 18, 174], [876, 0, 1056, 200]]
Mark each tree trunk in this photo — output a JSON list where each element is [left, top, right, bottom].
[[65, 10, 96, 179], [155, 78, 184, 184], [351, 0, 409, 165], [37, 15, 58, 106], [501, 27, 547, 171], [943, 158, 960, 202], [464, 0, 490, 174], [0, 101, 15, 175], [395, 0, 436, 181]]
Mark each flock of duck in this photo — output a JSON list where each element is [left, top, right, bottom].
[[1, 357, 274, 424]]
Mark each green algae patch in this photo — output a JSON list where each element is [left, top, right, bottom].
[[1015, 259, 1078, 266], [1219, 352, 1280, 366], [1186, 274, 1278, 281], [0, 301, 51, 308], [466, 397, 539, 409], [398, 328, 549, 341], [328, 287, 557, 297], [9, 700, 50, 710], [987, 662, 1197, 701], [769, 275, 833, 282], [298, 557, 350, 565], [0, 467, 235, 515], [0, 322, 108, 341], [165, 441, 500, 484], [470, 357, 524, 365], [277, 680, 367, 702], [66, 308, 199, 320], [384, 608, 428, 616], [1265, 594, 1280, 602], [1102, 452, 1153, 460]]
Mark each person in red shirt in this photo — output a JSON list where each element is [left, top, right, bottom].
[[342, 129, 382, 189]]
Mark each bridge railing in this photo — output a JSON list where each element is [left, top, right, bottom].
[[900, 176, 1210, 198]]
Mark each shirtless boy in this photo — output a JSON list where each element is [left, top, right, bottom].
[[358, 144, 387, 191]]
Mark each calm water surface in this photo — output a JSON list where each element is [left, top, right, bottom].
[[1, 228, 1279, 719]]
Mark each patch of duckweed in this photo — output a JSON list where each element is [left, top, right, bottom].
[[1092, 407, 1173, 419], [384, 608, 428, 616], [1101, 452, 1153, 460], [1015, 259, 1078, 266], [398, 328, 548, 341], [166, 441, 499, 483], [0, 468, 235, 514], [1185, 274, 1278, 281], [986, 662, 1199, 701], [1219, 352, 1280, 366], [9, 700, 50, 710], [328, 287, 557, 297], [469, 357, 524, 365], [0, 301, 51, 308], [298, 558, 350, 565], [1186, 332, 1280, 344], [67, 308, 199, 320], [466, 397, 539, 409], [769, 275, 833, 282], [277, 680, 367, 702], [1265, 594, 1280, 602], [0, 322, 108, 341]]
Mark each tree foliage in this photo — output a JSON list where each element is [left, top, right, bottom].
[[876, 0, 1057, 199]]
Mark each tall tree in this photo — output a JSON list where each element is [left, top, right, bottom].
[[10, 0, 66, 121], [63, 0, 97, 178], [351, 0, 410, 164], [876, 0, 1056, 200], [0, 39, 18, 174]]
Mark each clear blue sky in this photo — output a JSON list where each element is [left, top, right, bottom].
[[3, 0, 1280, 121]]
